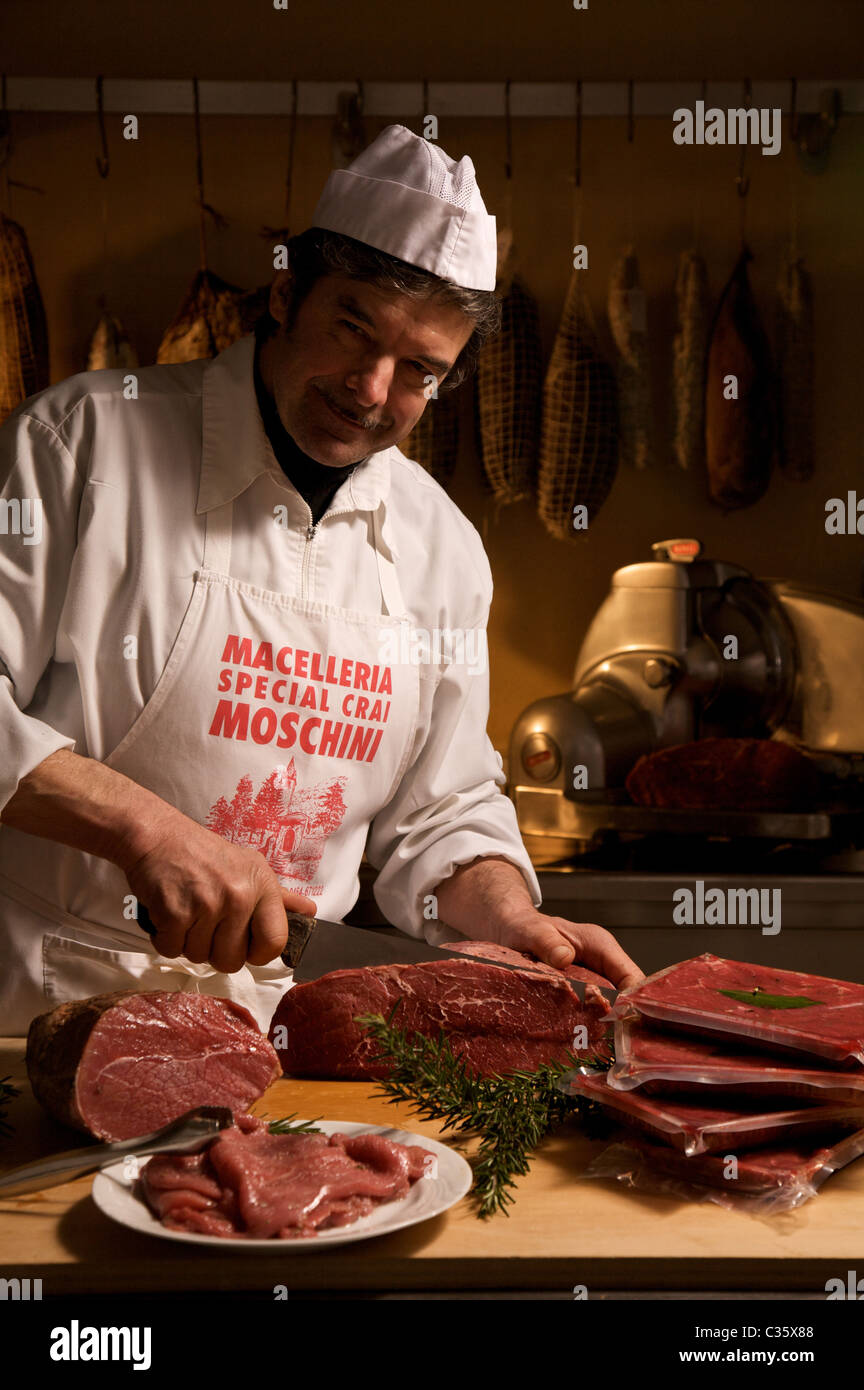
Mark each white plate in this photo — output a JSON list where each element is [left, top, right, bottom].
[[91, 1120, 472, 1249]]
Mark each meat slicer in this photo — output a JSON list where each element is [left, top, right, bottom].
[[509, 539, 864, 860]]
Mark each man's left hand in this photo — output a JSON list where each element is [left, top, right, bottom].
[[487, 906, 644, 992]]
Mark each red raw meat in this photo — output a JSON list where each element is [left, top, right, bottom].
[[140, 1116, 436, 1238], [618, 1128, 864, 1196], [610, 1017, 864, 1105], [625, 738, 822, 811], [26, 992, 281, 1140], [446, 939, 614, 991], [610, 954, 864, 1067], [269, 955, 612, 1080], [566, 1070, 864, 1156]]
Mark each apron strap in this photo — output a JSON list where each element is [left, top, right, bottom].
[[371, 505, 407, 619], [202, 499, 233, 574]]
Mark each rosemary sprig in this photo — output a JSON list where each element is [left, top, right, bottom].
[[0, 1076, 19, 1141], [356, 1010, 611, 1218], [267, 1114, 323, 1136]]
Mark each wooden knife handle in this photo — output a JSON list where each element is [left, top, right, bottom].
[[135, 900, 315, 970]]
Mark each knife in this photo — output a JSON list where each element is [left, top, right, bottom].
[[281, 913, 618, 1003], [135, 904, 617, 1004]]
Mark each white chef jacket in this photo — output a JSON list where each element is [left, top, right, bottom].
[[0, 332, 541, 960]]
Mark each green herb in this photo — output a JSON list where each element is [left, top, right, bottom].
[[0, 1076, 19, 1140], [356, 1006, 611, 1218], [267, 1114, 324, 1136], [718, 988, 823, 1010]]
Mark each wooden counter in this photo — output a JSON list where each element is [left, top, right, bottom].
[[1, 1038, 863, 1296]]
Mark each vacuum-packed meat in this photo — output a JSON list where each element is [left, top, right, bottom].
[[26, 991, 280, 1140], [601, 1127, 864, 1200], [565, 1069, 864, 1156], [609, 1017, 864, 1105], [610, 954, 864, 1067]]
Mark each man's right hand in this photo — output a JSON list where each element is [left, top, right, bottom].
[[118, 816, 316, 974], [0, 749, 314, 974]]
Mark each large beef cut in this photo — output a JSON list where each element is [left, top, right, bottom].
[[609, 1017, 864, 1106], [140, 1113, 435, 1239], [625, 738, 823, 811], [269, 949, 613, 1080], [610, 954, 864, 1068], [565, 1070, 864, 1156], [26, 992, 280, 1141]]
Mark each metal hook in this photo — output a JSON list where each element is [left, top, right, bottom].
[[504, 79, 513, 181], [95, 75, 110, 179], [627, 79, 634, 143]]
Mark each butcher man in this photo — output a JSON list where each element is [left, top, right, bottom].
[[0, 124, 641, 1032]]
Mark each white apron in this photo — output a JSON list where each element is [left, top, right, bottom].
[[0, 494, 419, 1034]]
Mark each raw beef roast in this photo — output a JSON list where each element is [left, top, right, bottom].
[[625, 738, 823, 811], [26, 992, 280, 1140], [270, 953, 613, 1080], [140, 1113, 436, 1238]]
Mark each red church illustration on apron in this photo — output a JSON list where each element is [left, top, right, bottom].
[[206, 761, 349, 883]]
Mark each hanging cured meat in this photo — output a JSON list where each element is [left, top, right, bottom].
[[399, 387, 461, 486], [0, 213, 49, 423], [87, 308, 138, 371], [475, 273, 542, 504], [607, 248, 652, 470], [671, 249, 710, 471], [537, 271, 618, 540], [704, 245, 776, 509], [157, 268, 245, 365], [775, 249, 814, 481]]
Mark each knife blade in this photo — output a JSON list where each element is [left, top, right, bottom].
[[285, 913, 617, 1003], [134, 904, 616, 1003]]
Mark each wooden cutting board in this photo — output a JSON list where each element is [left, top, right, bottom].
[[1, 1038, 862, 1295]]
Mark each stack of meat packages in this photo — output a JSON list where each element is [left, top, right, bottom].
[[564, 953, 864, 1211]]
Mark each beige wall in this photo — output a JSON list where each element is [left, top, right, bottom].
[[5, 101, 863, 751]]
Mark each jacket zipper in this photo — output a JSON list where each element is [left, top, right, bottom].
[[301, 522, 318, 601]]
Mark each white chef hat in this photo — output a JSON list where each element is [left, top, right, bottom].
[[310, 123, 497, 291]]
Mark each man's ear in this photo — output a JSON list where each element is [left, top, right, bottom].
[[268, 267, 294, 328]]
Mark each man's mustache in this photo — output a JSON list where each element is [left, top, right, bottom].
[[315, 385, 392, 433]]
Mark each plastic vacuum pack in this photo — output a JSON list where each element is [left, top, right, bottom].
[[608, 954, 864, 1067], [583, 1126, 864, 1214], [563, 1069, 864, 1156], [608, 1016, 864, 1105]]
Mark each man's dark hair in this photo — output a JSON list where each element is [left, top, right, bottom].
[[255, 227, 501, 392]]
